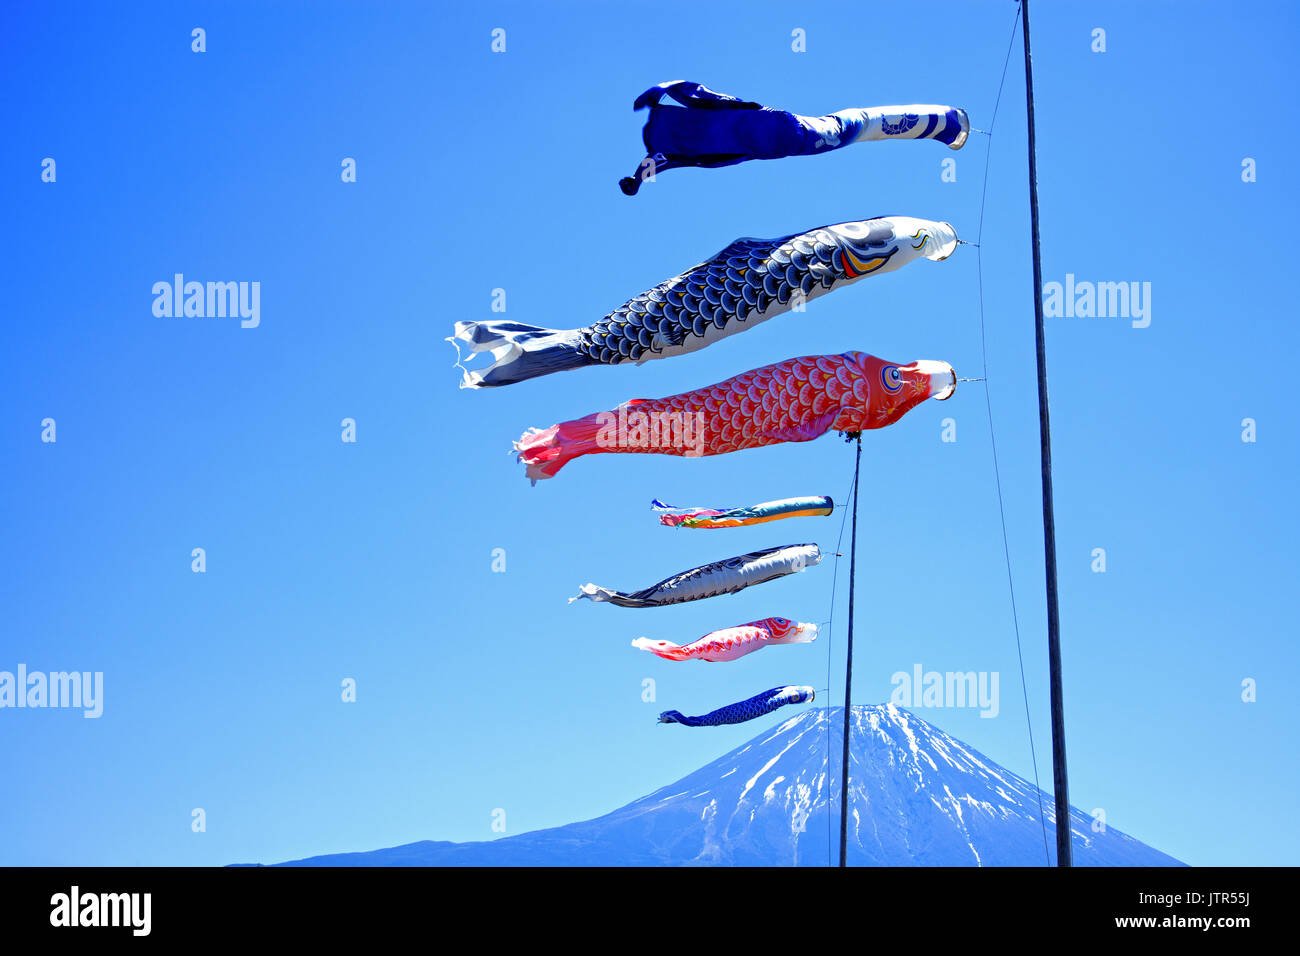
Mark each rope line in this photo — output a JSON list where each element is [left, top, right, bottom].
[[974, 0, 1052, 866]]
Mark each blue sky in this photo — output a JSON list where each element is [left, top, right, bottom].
[[2, 0, 1296, 867]]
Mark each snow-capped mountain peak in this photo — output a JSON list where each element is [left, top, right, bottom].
[[264, 704, 1182, 867]]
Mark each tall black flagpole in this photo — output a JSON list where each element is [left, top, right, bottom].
[[838, 434, 861, 867], [1021, 0, 1072, 867]]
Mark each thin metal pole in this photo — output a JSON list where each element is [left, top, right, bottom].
[[1021, 0, 1072, 867], [838, 435, 861, 867]]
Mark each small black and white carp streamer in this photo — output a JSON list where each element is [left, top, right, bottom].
[[569, 543, 821, 609], [448, 216, 957, 389]]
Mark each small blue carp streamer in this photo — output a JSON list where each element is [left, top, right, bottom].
[[569, 544, 821, 609], [653, 496, 833, 529], [658, 685, 817, 727], [620, 81, 969, 195]]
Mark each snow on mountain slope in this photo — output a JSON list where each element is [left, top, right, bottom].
[[262, 704, 1183, 866]]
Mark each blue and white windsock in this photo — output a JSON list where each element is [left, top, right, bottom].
[[620, 81, 969, 195]]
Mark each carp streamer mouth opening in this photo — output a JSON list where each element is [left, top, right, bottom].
[[949, 109, 972, 150], [930, 222, 960, 261], [912, 360, 956, 401]]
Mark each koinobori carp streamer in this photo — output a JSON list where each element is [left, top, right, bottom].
[[448, 216, 957, 389], [632, 617, 819, 662], [515, 351, 955, 482], [653, 496, 833, 529], [658, 685, 817, 727], [620, 81, 969, 195], [569, 544, 821, 609]]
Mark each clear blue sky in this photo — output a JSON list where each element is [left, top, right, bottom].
[[2, 1, 1296, 867]]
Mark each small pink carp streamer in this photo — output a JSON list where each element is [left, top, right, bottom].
[[632, 617, 819, 662]]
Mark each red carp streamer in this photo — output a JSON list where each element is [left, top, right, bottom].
[[632, 617, 819, 662], [514, 351, 955, 482]]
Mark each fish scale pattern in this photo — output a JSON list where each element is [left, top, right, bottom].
[[579, 221, 899, 364]]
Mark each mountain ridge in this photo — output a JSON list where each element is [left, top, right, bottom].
[[256, 704, 1183, 867]]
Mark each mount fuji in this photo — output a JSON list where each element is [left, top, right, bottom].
[[262, 704, 1183, 866]]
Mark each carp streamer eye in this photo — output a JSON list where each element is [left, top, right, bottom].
[[881, 365, 904, 393]]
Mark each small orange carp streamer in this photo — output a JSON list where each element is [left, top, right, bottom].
[[515, 351, 955, 482], [632, 617, 818, 662], [653, 496, 833, 529]]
